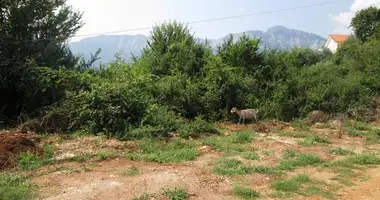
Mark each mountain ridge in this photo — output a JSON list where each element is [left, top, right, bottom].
[[69, 25, 327, 65]]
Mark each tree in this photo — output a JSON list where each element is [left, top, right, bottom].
[[0, 0, 84, 124], [350, 6, 380, 43]]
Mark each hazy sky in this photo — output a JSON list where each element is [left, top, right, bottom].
[[66, 0, 380, 41]]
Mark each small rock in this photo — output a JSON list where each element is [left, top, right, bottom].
[[223, 132, 230, 136]]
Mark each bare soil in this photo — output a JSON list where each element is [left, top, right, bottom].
[[2, 120, 380, 199], [0, 131, 41, 169]]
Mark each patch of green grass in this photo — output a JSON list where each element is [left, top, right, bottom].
[[283, 149, 298, 159], [365, 129, 380, 144], [132, 192, 153, 200], [329, 147, 354, 155], [277, 153, 323, 171], [202, 136, 246, 153], [18, 151, 43, 170], [331, 153, 380, 167], [213, 158, 277, 176], [126, 138, 200, 163], [278, 131, 311, 138], [261, 150, 275, 156], [242, 152, 260, 160], [98, 151, 111, 161], [233, 185, 260, 199], [0, 173, 34, 200], [119, 167, 140, 176], [230, 131, 255, 144], [68, 153, 95, 163], [331, 168, 357, 186], [345, 121, 371, 131], [272, 174, 333, 199], [291, 118, 310, 131], [162, 187, 189, 200], [298, 135, 330, 147]]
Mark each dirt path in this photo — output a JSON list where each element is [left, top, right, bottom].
[[337, 167, 380, 200], [33, 154, 239, 200]]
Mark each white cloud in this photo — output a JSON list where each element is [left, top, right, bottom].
[[331, 0, 380, 34], [239, 8, 245, 12]]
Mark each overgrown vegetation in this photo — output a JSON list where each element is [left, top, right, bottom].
[[272, 174, 333, 199], [0, 173, 34, 200], [1, 0, 380, 141]]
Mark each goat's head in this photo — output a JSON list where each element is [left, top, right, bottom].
[[230, 107, 237, 114]]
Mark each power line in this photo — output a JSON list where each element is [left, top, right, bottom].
[[3, 0, 350, 43]]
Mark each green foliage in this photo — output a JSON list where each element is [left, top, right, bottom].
[[298, 135, 330, 147], [18, 152, 43, 170], [329, 147, 354, 155], [120, 167, 140, 176], [126, 138, 200, 163], [178, 116, 220, 138], [242, 152, 260, 160], [233, 185, 260, 199], [162, 187, 189, 200], [3, 8, 380, 138], [0, 0, 90, 124], [350, 6, 380, 43], [132, 193, 152, 200], [277, 153, 323, 171], [0, 173, 34, 200]]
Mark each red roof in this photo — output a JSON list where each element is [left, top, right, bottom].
[[329, 34, 350, 43]]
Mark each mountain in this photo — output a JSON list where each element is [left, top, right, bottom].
[[69, 25, 327, 65]]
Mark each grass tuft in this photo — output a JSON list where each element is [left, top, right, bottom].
[[233, 185, 260, 199], [0, 173, 34, 200], [126, 138, 199, 163], [242, 152, 260, 160], [162, 187, 189, 200], [298, 135, 330, 146], [329, 147, 354, 155]]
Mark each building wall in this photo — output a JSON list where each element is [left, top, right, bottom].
[[324, 37, 339, 53]]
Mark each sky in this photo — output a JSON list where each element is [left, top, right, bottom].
[[66, 0, 380, 42]]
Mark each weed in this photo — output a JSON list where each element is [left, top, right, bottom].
[[214, 158, 278, 176], [332, 153, 380, 167], [18, 152, 43, 170], [231, 131, 255, 144], [329, 147, 354, 155], [68, 153, 94, 163], [126, 138, 199, 163], [278, 131, 311, 138], [365, 129, 380, 144], [291, 118, 310, 131], [162, 187, 189, 200], [233, 185, 260, 199], [283, 149, 298, 159], [242, 152, 260, 160], [298, 135, 330, 146], [202, 135, 246, 153], [262, 150, 275, 156], [346, 121, 371, 131], [277, 153, 323, 171], [178, 116, 220, 138], [98, 151, 111, 161], [120, 167, 140, 176], [272, 174, 332, 198], [0, 173, 34, 200], [133, 192, 153, 200]]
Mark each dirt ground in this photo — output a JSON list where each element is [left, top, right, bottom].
[[2, 120, 380, 200]]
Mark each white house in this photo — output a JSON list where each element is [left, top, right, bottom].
[[323, 34, 350, 53]]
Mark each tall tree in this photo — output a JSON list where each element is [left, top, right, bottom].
[[350, 6, 380, 43], [0, 0, 84, 123]]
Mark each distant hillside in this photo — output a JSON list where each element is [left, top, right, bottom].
[[69, 25, 327, 65]]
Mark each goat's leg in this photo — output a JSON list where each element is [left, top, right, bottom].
[[243, 118, 245, 125], [238, 117, 241, 124]]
